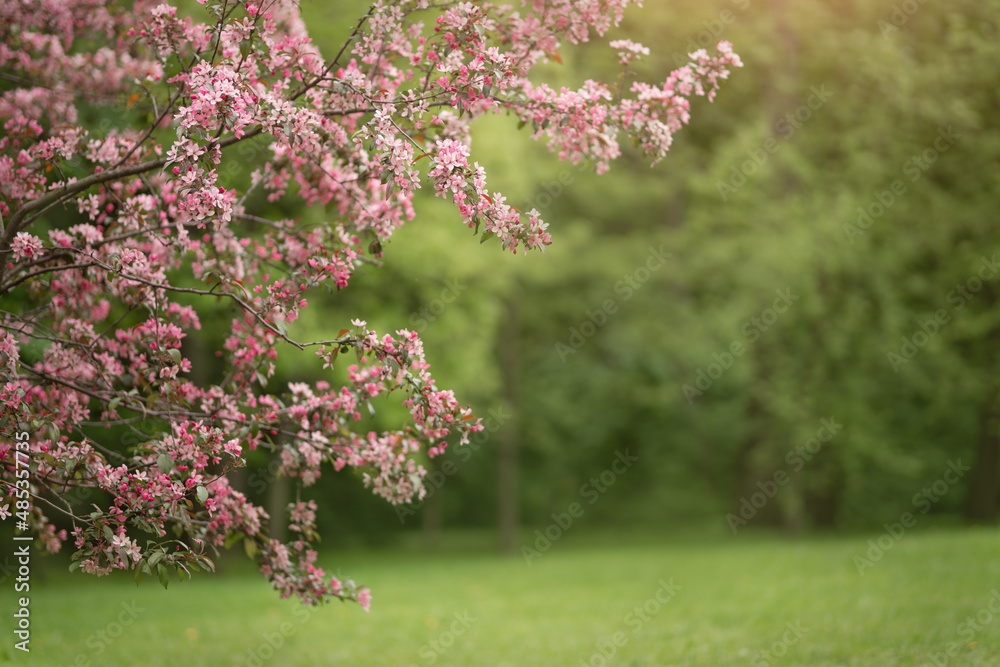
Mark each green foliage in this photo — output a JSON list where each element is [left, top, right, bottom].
[[208, 0, 1000, 541], [16, 530, 1000, 665]]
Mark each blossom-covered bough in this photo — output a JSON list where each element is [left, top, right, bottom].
[[0, 0, 740, 609]]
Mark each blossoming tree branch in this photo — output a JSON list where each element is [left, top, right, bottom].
[[0, 0, 740, 609]]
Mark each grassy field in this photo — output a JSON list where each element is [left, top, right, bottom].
[[2, 528, 999, 666]]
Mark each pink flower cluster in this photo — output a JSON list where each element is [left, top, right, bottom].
[[0, 0, 737, 608]]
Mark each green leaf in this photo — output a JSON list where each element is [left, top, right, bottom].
[[480, 231, 496, 244], [157, 563, 169, 590], [196, 486, 209, 504], [35, 451, 56, 465], [157, 453, 173, 473], [134, 564, 143, 586], [148, 551, 164, 568], [244, 538, 258, 559], [167, 348, 182, 365], [108, 396, 121, 410]]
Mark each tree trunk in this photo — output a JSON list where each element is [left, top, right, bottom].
[[266, 450, 289, 541], [966, 291, 1000, 522], [422, 457, 443, 550], [497, 292, 520, 553], [732, 352, 784, 528], [965, 283, 1000, 523], [965, 406, 999, 522]]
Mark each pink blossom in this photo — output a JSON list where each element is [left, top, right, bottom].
[[11, 232, 43, 259], [609, 39, 650, 65], [0, 0, 736, 610], [357, 588, 372, 612]]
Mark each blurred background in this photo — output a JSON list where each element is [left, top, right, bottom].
[[16, 0, 998, 557], [6, 0, 1000, 664], [223, 0, 1000, 552]]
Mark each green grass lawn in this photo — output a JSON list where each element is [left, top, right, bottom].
[[3, 527, 999, 666]]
